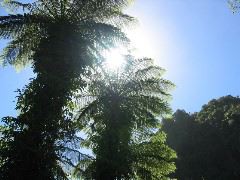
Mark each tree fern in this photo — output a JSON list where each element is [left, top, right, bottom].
[[74, 56, 176, 179], [0, 0, 134, 179]]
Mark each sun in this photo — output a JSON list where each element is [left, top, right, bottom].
[[102, 26, 158, 71], [104, 48, 126, 70]]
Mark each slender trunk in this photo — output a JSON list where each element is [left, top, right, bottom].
[[95, 105, 132, 180]]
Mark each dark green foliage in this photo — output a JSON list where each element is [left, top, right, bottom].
[[0, 1, 177, 179], [74, 57, 176, 180], [131, 132, 176, 180], [0, 79, 87, 179], [163, 95, 240, 180], [0, 0, 134, 179]]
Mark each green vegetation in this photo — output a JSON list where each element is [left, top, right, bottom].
[[163, 96, 240, 180], [0, 1, 176, 180], [0, 1, 240, 180], [73, 57, 176, 179], [0, 0, 135, 179]]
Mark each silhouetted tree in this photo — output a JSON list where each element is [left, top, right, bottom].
[[163, 96, 240, 180], [74, 57, 176, 180], [0, 0, 134, 179]]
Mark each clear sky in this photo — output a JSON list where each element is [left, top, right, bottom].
[[1, 0, 240, 119]]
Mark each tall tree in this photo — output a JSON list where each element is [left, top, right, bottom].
[[0, 0, 134, 179], [74, 57, 176, 180]]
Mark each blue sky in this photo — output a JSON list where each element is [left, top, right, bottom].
[[1, 0, 240, 119]]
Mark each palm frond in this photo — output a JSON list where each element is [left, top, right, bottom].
[[0, 23, 43, 66]]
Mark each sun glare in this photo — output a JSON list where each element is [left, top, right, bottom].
[[126, 28, 157, 59], [104, 48, 125, 70], [103, 27, 159, 71]]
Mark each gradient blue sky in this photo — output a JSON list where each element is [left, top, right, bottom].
[[1, 0, 240, 119]]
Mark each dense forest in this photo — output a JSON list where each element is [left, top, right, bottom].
[[0, 0, 239, 180], [163, 96, 240, 180]]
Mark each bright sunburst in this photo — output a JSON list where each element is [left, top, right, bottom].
[[103, 26, 158, 71], [126, 28, 156, 59], [104, 48, 126, 70]]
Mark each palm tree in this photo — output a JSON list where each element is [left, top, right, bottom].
[[74, 56, 176, 179], [0, 0, 134, 179]]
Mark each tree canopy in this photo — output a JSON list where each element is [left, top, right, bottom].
[[73, 57, 176, 179], [0, 1, 177, 179], [0, 0, 135, 179], [163, 96, 240, 180]]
